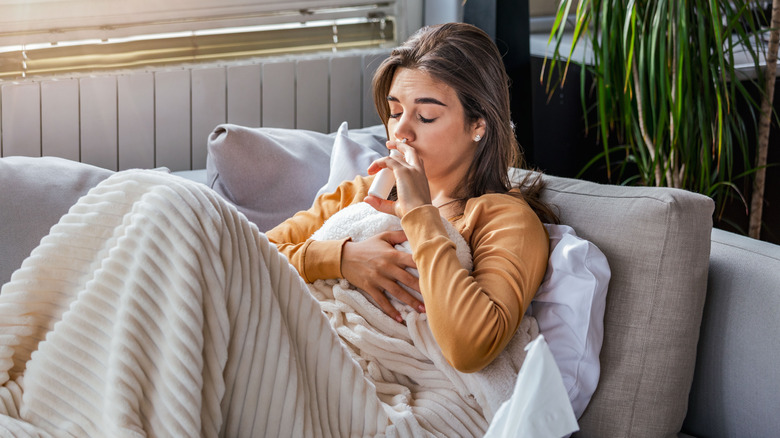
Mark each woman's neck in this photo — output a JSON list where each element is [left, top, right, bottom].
[[432, 194, 465, 220]]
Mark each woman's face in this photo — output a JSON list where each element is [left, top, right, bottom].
[[386, 67, 484, 185]]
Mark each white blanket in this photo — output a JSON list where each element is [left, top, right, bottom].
[[308, 202, 541, 429], [0, 170, 538, 437]]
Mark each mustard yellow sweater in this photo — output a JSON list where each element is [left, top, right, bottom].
[[266, 175, 549, 373]]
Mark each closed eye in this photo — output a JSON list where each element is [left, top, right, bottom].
[[388, 112, 435, 123]]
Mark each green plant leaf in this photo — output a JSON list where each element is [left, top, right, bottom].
[[544, 0, 766, 225]]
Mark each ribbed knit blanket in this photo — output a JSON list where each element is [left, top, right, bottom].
[[0, 170, 538, 437]]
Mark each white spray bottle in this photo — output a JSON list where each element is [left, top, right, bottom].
[[368, 139, 406, 199]]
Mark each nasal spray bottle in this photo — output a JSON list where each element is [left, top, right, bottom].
[[368, 138, 406, 199]]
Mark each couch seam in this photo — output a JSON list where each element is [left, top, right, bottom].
[[543, 186, 691, 203], [711, 240, 780, 262], [629, 199, 672, 436]]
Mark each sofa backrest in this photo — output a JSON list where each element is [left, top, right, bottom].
[[515, 170, 715, 437], [682, 228, 780, 437]]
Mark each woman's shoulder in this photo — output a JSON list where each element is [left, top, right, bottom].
[[460, 189, 545, 237], [464, 188, 534, 215]]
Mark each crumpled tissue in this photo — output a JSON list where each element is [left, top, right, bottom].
[[484, 335, 579, 438]]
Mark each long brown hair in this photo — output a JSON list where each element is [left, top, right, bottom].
[[372, 22, 558, 224]]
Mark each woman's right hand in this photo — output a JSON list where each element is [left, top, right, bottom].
[[340, 230, 424, 323], [364, 139, 432, 218]]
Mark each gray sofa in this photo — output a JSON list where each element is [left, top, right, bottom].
[[1, 149, 778, 437]]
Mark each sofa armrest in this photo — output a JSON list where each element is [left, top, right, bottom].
[[0, 157, 113, 288], [682, 228, 780, 438]]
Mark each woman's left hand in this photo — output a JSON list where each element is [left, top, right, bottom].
[[364, 139, 432, 217]]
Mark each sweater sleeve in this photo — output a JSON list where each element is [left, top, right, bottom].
[[266, 175, 371, 283], [400, 192, 549, 373]]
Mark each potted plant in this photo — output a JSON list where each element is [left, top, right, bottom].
[[543, 0, 769, 224]]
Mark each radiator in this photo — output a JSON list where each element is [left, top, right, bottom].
[[0, 49, 390, 172]]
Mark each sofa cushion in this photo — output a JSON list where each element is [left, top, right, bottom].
[[517, 171, 714, 438], [682, 228, 780, 438], [205, 123, 387, 232], [0, 156, 113, 287]]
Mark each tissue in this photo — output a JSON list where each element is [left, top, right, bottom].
[[484, 335, 579, 438]]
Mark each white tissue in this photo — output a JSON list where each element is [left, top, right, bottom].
[[483, 335, 579, 438]]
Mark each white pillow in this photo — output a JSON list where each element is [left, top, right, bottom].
[[315, 121, 384, 199], [527, 223, 610, 419]]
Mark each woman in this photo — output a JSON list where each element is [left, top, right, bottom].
[[268, 22, 556, 374]]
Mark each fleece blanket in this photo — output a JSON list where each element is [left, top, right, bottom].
[[307, 202, 540, 429], [0, 170, 538, 437]]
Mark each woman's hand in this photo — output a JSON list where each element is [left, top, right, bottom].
[[341, 230, 424, 323], [364, 139, 432, 217]]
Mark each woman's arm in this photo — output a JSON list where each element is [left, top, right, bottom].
[[401, 192, 549, 373], [266, 176, 370, 282], [267, 174, 421, 317]]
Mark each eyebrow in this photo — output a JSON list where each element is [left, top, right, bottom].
[[387, 96, 447, 106]]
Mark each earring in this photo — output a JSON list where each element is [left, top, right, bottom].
[[474, 134, 482, 142]]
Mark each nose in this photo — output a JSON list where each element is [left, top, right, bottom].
[[391, 113, 415, 143]]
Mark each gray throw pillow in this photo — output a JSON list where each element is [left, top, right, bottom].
[[205, 123, 387, 232], [0, 156, 113, 288]]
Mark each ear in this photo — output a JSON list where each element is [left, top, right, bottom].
[[471, 118, 486, 140]]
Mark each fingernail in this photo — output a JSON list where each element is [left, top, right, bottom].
[[395, 315, 403, 323], [418, 304, 426, 313]]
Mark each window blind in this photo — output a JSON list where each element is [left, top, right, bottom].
[[0, 0, 412, 79]]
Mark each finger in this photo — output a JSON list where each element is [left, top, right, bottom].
[[364, 287, 403, 323], [366, 156, 391, 175], [394, 143, 415, 167], [397, 249, 416, 269], [386, 138, 407, 150], [383, 274, 425, 313], [372, 144, 410, 170], [364, 195, 396, 215], [396, 268, 421, 294], [389, 142, 422, 171], [381, 230, 409, 246]]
